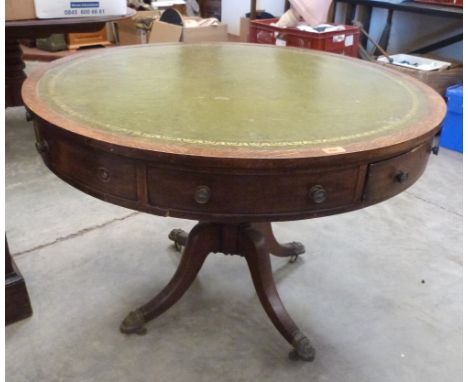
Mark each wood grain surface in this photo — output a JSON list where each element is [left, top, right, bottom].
[[23, 43, 446, 162], [23, 43, 446, 222]]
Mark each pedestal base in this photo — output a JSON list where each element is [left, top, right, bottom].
[[121, 222, 314, 362]]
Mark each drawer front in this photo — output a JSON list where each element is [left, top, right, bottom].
[[147, 166, 362, 216], [363, 142, 432, 203], [40, 132, 138, 201]]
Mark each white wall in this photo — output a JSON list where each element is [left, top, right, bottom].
[[221, 0, 286, 35]]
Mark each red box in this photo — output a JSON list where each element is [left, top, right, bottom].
[[414, 0, 462, 7], [249, 19, 360, 57]]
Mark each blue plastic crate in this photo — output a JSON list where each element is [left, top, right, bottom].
[[440, 84, 463, 153]]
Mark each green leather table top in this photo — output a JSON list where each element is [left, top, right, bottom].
[[26, 43, 445, 154]]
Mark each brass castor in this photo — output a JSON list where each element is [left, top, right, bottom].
[[168, 228, 188, 252], [120, 310, 147, 335], [289, 254, 299, 263], [288, 242, 305, 263], [288, 332, 315, 362]]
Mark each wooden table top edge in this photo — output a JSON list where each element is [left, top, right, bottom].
[[22, 42, 447, 166]]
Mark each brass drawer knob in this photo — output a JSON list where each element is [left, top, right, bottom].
[[25, 110, 33, 122], [431, 135, 440, 155], [396, 171, 409, 183], [35, 140, 49, 154], [309, 185, 327, 204], [98, 167, 111, 182], [194, 185, 211, 204]]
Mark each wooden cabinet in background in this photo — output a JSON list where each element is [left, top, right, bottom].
[[67, 26, 111, 50]]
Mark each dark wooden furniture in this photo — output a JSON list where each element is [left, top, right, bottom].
[[67, 27, 111, 50], [199, 0, 222, 20], [22, 43, 446, 361], [5, 239, 32, 325], [5, 10, 135, 326], [5, 10, 135, 107]]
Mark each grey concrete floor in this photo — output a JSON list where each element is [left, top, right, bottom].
[[6, 89, 462, 380]]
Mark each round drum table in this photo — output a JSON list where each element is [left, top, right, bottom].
[[22, 43, 446, 362]]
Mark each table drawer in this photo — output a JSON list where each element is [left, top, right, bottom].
[[147, 166, 362, 216], [41, 135, 138, 201], [363, 142, 432, 203]]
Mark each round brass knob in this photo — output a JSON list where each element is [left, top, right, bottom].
[[309, 185, 327, 204], [25, 110, 33, 122], [98, 167, 111, 182], [35, 140, 48, 154], [194, 185, 211, 204], [396, 171, 409, 183]]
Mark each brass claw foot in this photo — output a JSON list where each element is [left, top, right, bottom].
[[289, 255, 299, 263], [168, 228, 184, 241], [168, 228, 188, 252], [252, 223, 306, 260], [288, 241, 306, 256], [281, 242, 303, 263], [288, 242, 305, 263], [288, 332, 315, 362], [120, 310, 147, 335]]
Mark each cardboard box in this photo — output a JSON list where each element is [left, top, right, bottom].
[[239, 17, 251, 42], [116, 18, 145, 45], [6, 0, 126, 20], [148, 20, 183, 43], [116, 12, 227, 45], [6, 0, 36, 21], [182, 22, 227, 43], [151, 1, 187, 14], [148, 18, 228, 43], [116, 10, 160, 45], [377, 55, 463, 96], [35, 0, 127, 18]]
